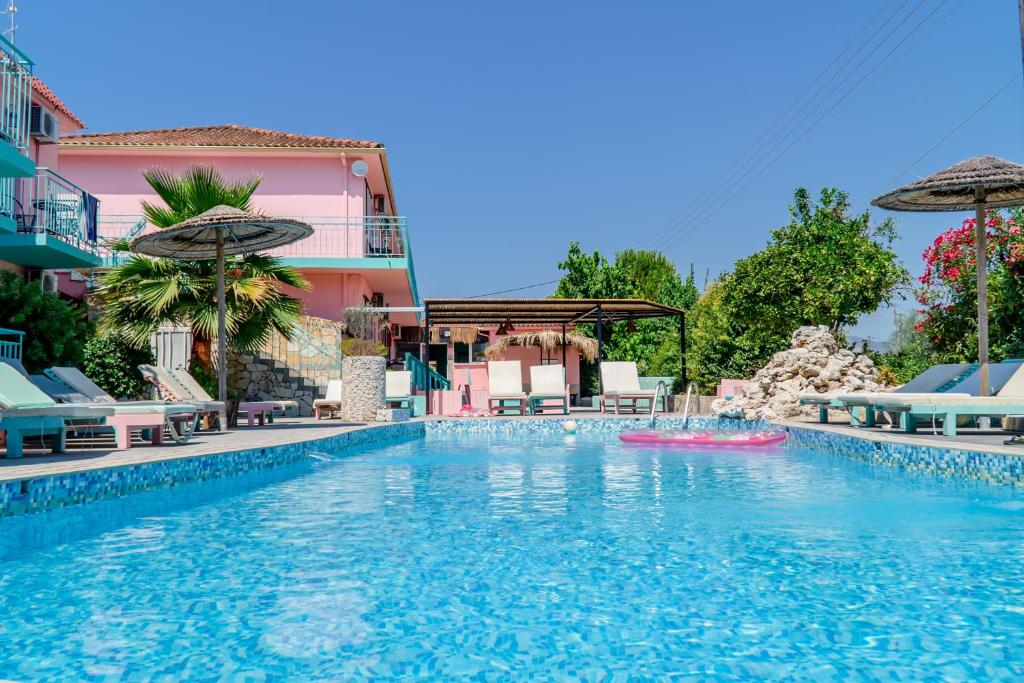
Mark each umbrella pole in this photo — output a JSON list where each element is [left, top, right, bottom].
[[216, 230, 227, 404], [975, 188, 990, 397]]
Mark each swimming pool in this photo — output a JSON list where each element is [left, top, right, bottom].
[[2, 431, 1024, 679]]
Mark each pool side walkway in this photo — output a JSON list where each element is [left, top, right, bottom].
[[3, 409, 1024, 484]]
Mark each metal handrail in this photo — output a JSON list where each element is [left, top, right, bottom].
[[268, 216, 408, 259], [404, 352, 451, 390], [0, 327, 24, 362], [649, 380, 667, 428], [681, 381, 700, 427]]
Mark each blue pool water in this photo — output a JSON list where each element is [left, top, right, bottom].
[[3, 434, 1024, 680]]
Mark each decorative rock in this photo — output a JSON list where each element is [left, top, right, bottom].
[[341, 355, 386, 422], [711, 325, 887, 421]]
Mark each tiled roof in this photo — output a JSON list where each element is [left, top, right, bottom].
[[60, 124, 383, 149], [32, 77, 85, 129]]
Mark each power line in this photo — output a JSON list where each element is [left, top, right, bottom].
[[464, 279, 560, 299], [652, 0, 951, 254], [641, 0, 907, 248]]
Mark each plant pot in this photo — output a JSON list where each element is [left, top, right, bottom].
[[341, 356, 386, 422]]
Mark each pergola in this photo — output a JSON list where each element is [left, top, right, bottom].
[[421, 298, 686, 409]]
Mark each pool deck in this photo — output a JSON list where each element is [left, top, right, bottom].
[[2, 409, 1023, 483]]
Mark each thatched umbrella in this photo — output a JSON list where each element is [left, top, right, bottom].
[[131, 206, 313, 403], [873, 156, 1024, 396], [485, 329, 599, 363]]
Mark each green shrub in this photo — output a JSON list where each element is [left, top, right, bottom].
[[82, 333, 156, 399], [0, 270, 91, 372], [341, 337, 386, 357]]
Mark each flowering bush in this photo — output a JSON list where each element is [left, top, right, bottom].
[[916, 208, 1024, 360]]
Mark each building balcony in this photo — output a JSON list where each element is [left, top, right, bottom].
[[0, 168, 100, 269], [0, 35, 35, 178], [95, 214, 147, 267], [268, 216, 409, 267]]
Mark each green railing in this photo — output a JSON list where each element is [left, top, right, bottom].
[[95, 214, 147, 267], [405, 352, 450, 391], [0, 168, 100, 254], [0, 327, 23, 363], [0, 34, 32, 152]]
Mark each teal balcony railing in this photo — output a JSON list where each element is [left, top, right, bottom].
[[95, 214, 147, 267], [0, 35, 32, 152], [269, 216, 407, 260], [405, 352, 451, 391], [0, 327, 23, 363], [8, 167, 98, 254]]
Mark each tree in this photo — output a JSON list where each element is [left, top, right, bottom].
[[0, 270, 91, 372], [83, 332, 156, 399], [723, 187, 907, 361], [95, 166, 310, 375]]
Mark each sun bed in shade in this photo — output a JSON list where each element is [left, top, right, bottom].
[[528, 365, 569, 415], [0, 363, 114, 458], [385, 371, 414, 415], [37, 371, 199, 447], [600, 362, 658, 414], [314, 380, 343, 419], [166, 368, 276, 427], [799, 362, 974, 424], [487, 361, 528, 415]]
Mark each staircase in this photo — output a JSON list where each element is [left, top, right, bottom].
[[260, 316, 346, 396], [404, 352, 451, 391]]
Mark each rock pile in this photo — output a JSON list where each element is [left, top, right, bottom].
[[712, 325, 885, 421]]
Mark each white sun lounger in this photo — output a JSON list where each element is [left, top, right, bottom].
[[600, 361, 658, 414], [166, 367, 276, 426], [487, 361, 528, 415], [314, 380, 343, 419], [138, 364, 227, 429], [386, 371, 414, 414], [528, 365, 569, 415]]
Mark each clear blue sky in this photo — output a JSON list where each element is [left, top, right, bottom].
[[18, 1, 1024, 341]]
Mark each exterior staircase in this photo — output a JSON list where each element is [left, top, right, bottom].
[[260, 315, 346, 398]]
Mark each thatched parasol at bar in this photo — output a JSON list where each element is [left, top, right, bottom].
[[873, 156, 1024, 396], [130, 205, 313, 403], [485, 329, 599, 362]]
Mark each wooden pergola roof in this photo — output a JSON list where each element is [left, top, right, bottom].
[[423, 298, 685, 326]]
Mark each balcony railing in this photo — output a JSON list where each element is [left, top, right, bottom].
[[0, 168, 99, 255], [268, 216, 407, 260], [0, 35, 32, 152], [95, 214, 148, 267]]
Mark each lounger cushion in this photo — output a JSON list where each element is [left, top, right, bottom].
[[0, 362, 57, 408], [108, 404, 197, 416], [0, 405, 116, 419]]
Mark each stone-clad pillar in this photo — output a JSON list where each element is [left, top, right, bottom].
[[341, 356, 385, 422]]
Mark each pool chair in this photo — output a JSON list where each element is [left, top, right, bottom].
[[799, 362, 974, 424], [0, 362, 115, 458], [487, 361, 528, 415], [138, 365, 227, 429], [599, 361, 659, 414], [385, 371, 414, 415], [33, 371, 199, 449], [165, 367, 276, 427], [866, 362, 1024, 436], [528, 365, 569, 415], [314, 380, 343, 420]]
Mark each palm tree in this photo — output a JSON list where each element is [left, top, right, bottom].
[[95, 165, 310, 377]]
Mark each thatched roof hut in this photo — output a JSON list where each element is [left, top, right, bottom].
[[485, 330, 598, 362]]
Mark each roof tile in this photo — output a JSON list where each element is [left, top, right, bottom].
[[60, 124, 382, 149], [32, 77, 85, 129]]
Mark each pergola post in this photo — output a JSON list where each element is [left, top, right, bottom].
[[596, 304, 604, 394], [422, 309, 431, 414], [679, 312, 687, 391]]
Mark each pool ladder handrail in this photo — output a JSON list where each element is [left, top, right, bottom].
[[649, 380, 668, 428], [680, 381, 700, 427]]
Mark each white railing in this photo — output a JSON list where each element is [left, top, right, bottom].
[[268, 216, 407, 259]]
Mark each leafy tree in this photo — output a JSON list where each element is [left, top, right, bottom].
[[83, 333, 156, 399], [0, 270, 91, 372], [95, 166, 310, 375]]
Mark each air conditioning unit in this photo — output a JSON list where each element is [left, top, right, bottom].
[[29, 105, 59, 143], [39, 272, 58, 294]]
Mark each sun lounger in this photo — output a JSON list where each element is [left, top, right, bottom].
[[314, 380, 343, 419], [487, 361, 528, 415], [0, 362, 115, 458], [166, 368, 275, 426], [139, 364, 227, 429], [385, 371, 414, 415], [799, 363, 974, 424], [528, 365, 569, 415], [600, 361, 659, 414], [869, 363, 1024, 436], [38, 369, 198, 447]]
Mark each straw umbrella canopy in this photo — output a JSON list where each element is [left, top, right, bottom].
[[485, 329, 599, 363], [130, 205, 313, 403], [872, 156, 1024, 396]]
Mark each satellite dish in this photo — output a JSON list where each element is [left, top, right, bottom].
[[351, 160, 369, 177]]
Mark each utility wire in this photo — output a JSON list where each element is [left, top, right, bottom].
[[652, 0, 951, 253], [464, 279, 560, 299]]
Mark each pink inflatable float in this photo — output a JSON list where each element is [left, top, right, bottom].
[[618, 429, 788, 447]]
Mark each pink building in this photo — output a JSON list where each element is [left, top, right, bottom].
[[56, 124, 420, 335]]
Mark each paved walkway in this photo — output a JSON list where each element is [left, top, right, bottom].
[[0, 418, 392, 483]]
